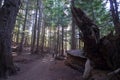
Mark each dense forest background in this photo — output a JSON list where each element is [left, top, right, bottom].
[[0, 0, 120, 80], [13, 0, 117, 54]]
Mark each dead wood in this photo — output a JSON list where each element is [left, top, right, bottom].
[[71, 4, 120, 72]]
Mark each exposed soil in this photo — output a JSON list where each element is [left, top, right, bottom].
[[6, 54, 83, 80]]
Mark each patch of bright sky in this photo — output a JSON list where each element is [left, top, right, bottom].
[[104, 0, 120, 11], [105, 1, 110, 10]]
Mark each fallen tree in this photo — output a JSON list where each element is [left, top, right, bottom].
[[71, 1, 120, 80]]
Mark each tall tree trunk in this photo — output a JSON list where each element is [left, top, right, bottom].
[[40, 8, 45, 52], [19, 0, 29, 53], [41, 22, 45, 52], [109, 0, 120, 35], [48, 26, 52, 50], [61, 26, 64, 56], [31, 2, 38, 54], [78, 31, 81, 49], [71, 18, 76, 49], [16, 19, 21, 44], [36, 0, 42, 53], [65, 30, 68, 51], [56, 26, 60, 56], [16, 25, 20, 44], [0, 0, 20, 78]]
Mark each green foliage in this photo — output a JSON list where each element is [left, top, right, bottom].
[[43, 0, 71, 28], [14, 0, 115, 41]]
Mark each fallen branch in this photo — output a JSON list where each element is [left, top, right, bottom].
[[108, 68, 120, 76]]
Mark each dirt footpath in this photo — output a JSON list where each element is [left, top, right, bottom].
[[7, 54, 83, 80]]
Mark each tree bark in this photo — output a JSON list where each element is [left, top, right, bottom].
[[71, 1, 110, 70], [0, 0, 20, 78], [56, 26, 60, 56], [16, 25, 20, 44], [64, 29, 68, 51], [31, 3, 38, 54], [109, 0, 120, 35], [40, 8, 45, 52], [71, 1, 120, 79], [71, 17, 76, 49], [36, 0, 42, 53], [61, 26, 64, 56], [71, 0, 120, 71], [41, 23, 45, 52], [19, 0, 29, 53]]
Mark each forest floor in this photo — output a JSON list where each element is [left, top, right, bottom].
[[6, 49, 83, 80]]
